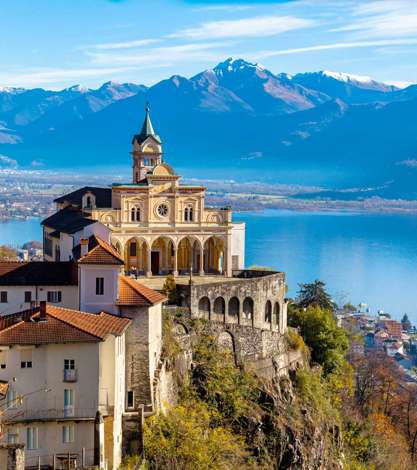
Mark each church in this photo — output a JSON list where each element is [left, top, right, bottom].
[[42, 105, 245, 277]]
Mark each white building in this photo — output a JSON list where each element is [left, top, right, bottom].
[[0, 302, 130, 469]]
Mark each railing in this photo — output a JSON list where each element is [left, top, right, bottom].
[[4, 407, 105, 422], [63, 369, 78, 382]]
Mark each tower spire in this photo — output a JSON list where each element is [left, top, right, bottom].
[[139, 101, 158, 139]]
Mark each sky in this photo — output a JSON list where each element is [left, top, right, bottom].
[[2, 0, 417, 89]]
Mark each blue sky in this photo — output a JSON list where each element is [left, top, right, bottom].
[[2, 0, 417, 89]]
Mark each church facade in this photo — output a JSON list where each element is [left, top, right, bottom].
[[43, 106, 245, 277]]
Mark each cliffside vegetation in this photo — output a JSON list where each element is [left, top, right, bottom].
[[142, 281, 415, 469]]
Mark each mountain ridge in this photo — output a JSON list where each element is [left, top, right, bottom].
[[1, 58, 416, 196]]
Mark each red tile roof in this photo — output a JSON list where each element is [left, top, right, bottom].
[[78, 236, 124, 265], [0, 304, 131, 345], [380, 319, 402, 338], [118, 276, 166, 306]]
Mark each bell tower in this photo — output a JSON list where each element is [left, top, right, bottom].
[[131, 102, 163, 183]]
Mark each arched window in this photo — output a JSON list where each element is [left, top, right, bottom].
[[131, 207, 140, 222], [243, 297, 254, 319], [265, 300, 272, 323], [214, 297, 226, 315], [198, 297, 211, 318], [184, 206, 194, 222], [86, 196, 91, 208], [274, 302, 280, 326], [228, 297, 240, 317]]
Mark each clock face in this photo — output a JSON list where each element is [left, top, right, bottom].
[[157, 203, 169, 217]]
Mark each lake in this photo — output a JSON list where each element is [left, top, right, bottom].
[[1, 211, 417, 322]]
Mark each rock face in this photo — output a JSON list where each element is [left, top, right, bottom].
[[151, 314, 344, 470]]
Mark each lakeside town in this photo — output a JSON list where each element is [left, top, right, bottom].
[[4, 168, 417, 224]]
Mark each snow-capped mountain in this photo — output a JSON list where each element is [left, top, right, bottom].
[[1, 58, 417, 195]]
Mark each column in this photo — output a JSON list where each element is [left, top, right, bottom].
[[146, 245, 152, 277], [135, 240, 139, 276], [199, 245, 204, 276], [173, 247, 178, 277]]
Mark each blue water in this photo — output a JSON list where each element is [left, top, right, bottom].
[[2, 211, 417, 322], [0, 218, 42, 247], [234, 210, 417, 322]]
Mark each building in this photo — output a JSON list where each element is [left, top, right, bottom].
[[0, 261, 78, 315], [43, 105, 245, 276], [0, 301, 130, 469]]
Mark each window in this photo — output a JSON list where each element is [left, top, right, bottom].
[[131, 207, 140, 222], [20, 349, 32, 369], [47, 291, 62, 303], [184, 206, 194, 222], [129, 241, 137, 257], [62, 424, 75, 443], [64, 359, 75, 370], [8, 431, 18, 445], [0, 350, 7, 369], [24, 291, 32, 303], [26, 427, 38, 450], [127, 391, 134, 409], [95, 277, 104, 296], [157, 204, 168, 217], [64, 389, 74, 417], [0, 291, 7, 303]]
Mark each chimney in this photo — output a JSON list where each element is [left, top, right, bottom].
[[80, 238, 89, 257], [39, 301, 47, 322]]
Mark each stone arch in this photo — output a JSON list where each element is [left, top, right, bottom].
[[243, 297, 254, 320], [274, 302, 280, 327], [204, 236, 225, 275], [228, 297, 240, 324], [198, 296, 211, 319], [217, 331, 235, 355], [213, 297, 226, 322], [177, 236, 203, 274], [265, 300, 272, 323], [151, 236, 175, 275], [125, 237, 150, 275]]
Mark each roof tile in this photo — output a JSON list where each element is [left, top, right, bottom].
[[118, 276, 166, 306]]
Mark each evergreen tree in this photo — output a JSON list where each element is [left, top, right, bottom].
[[401, 313, 412, 332], [296, 280, 334, 311]]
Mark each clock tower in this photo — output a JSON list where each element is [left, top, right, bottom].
[[131, 103, 163, 183]]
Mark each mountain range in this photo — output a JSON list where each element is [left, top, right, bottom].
[[1, 58, 417, 197]]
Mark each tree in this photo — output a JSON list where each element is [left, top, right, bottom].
[[288, 305, 349, 375], [162, 274, 177, 304], [0, 245, 17, 261], [296, 280, 334, 311], [401, 314, 412, 332], [144, 400, 248, 469]]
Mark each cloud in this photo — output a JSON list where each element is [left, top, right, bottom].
[[397, 159, 417, 168], [0, 155, 18, 169], [87, 42, 234, 66], [86, 38, 161, 50], [257, 38, 417, 58], [331, 1, 417, 39], [171, 15, 314, 40], [0, 66, 145, 88]]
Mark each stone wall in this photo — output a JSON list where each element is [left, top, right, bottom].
[[179, 270, 287, 333]]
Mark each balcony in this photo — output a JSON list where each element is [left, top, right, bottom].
[[63, 369, 77, 382]]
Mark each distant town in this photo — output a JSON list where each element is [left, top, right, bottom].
[[3, 168, 417, 225]]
